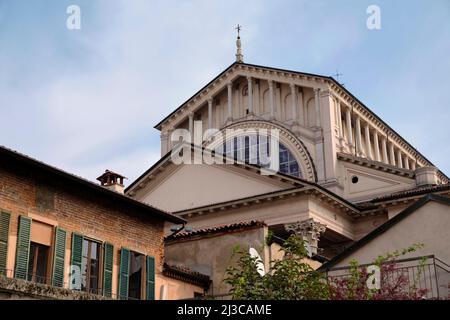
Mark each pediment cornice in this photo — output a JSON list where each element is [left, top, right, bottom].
[[157, 63, 332, 133]]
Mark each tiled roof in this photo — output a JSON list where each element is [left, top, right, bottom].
[[163, 263, 211, 289], [0, 145, 184, 224], [165, 220, 266, 242], [369, 183, 450, 203]]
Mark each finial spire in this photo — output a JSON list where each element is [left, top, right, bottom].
[[235, 24, 244, 63]]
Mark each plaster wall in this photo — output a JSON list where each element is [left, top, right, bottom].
[[334, 201, 450, 267]]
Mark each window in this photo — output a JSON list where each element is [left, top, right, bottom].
[[128, 251, 144, 299], [27, 242, 49, 284], [81, 238, 101, 294], [218, 135, 302, 178]]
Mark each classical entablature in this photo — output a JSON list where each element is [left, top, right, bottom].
[[203, 120, 317, 182]]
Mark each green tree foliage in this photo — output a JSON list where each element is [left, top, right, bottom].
[[225, 235, 329, 300], [225, 235, 431, 300]]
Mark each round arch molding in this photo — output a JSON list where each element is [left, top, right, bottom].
[[204, 120, 317, 182]]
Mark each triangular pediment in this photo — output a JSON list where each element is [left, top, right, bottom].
[[126, 152, 304, 212], [344, 165, 415, 201], [154, 62, 331, 131]]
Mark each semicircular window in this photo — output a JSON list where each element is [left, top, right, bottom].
[[215, 135, 301, 178]]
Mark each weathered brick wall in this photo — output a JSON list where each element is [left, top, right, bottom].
[[0, 157, 165, 291]]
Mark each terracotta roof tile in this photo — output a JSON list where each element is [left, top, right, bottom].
[[165, 220, 266, 241], [163, 263, 211, 289], [370, 183, 450, 203]]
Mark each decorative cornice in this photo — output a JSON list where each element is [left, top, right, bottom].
[[337, 152, 415, 178], [174, 186, 360, 219]]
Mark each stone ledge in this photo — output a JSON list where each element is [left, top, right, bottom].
[[0, 275, 111, 300]]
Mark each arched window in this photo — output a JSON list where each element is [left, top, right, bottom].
[[216, 135, 301, 178]]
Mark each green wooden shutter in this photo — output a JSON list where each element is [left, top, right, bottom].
[[14, 216, 31, 280], [70, 233, 83, 289], [118, 247, 130, 300], [52, 227, 66, 287], [103, 242, 114, 297], [0, 211, 11, 276], [146, 255, 155, 300]]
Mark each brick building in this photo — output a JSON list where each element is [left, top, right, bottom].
[[0, 145, 207, 299]]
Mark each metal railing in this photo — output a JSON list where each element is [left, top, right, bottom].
[[324, 255, 450, 299]]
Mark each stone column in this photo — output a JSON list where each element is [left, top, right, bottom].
[[227, 82, 233, 122], [188, 113, 194, 139], [247, 76, 253, 115], [404, 157, 410, 170], [284, 218, 327, 257], [336, 100, 343, 138], [355, 116, 363, 156], [364, 124, 372, 159], [411, 160, 416, 171], [290, 83, 298, 124], [160, 130, 170, 156], [276, 84, 282, 121], [235, 86, 241, 118], [314, 88, 321, 127], [319, 90, 339, 184], [345, 108, 353, 146], [268, 80, 275, 119], [255, 80, 260, 115], [397, 149, 403, 169], [298, 89, 305, 125], [390, 143, 396, 166], [208, 98, 213, 129], [373, 131, 381, 162], [381, 137, 388, 164]]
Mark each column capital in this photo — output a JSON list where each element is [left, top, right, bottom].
[[289, 83, 296, 89], [246, 76, 252, 81], [284, 218, 326, 257], [207, 97, 213, 104], [227, 82, 233, 88], [314, 87, 321, 94]]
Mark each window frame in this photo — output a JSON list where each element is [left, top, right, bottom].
[[80, 236, 103, 295], [27, 241, 51, 285], [127, 249, 146, 300]]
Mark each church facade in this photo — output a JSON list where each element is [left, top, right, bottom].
[[124, 39, 450, 297]]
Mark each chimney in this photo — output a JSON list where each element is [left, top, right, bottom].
[[414, 166, 438, 187], [97, 170, 127, 194]]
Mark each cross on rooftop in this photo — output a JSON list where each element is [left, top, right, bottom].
[[236, 24, 242, 37], [331, 69, 345, 87]]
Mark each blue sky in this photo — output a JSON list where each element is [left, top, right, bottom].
[[1, 0, 449, 184]]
